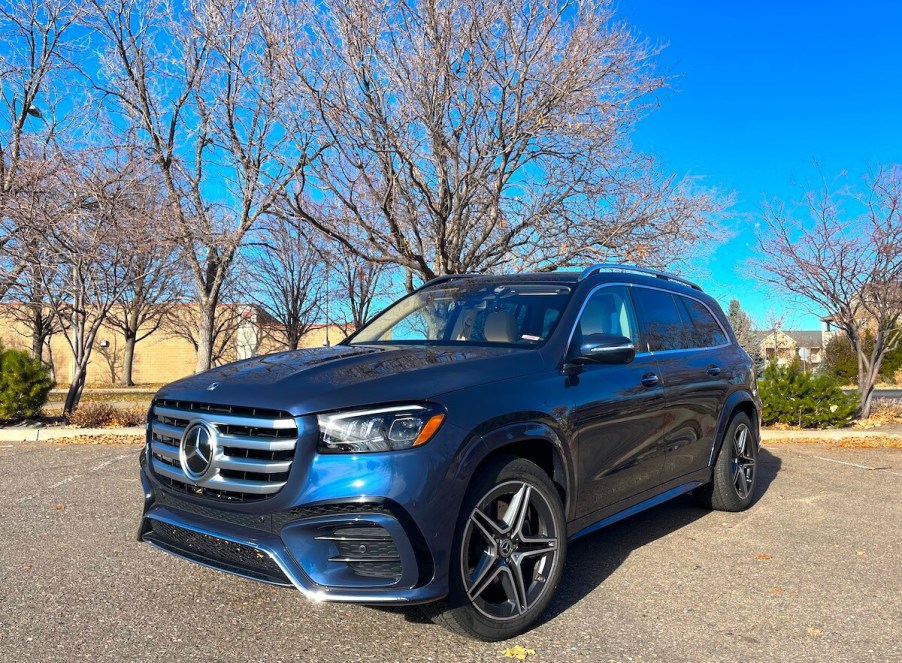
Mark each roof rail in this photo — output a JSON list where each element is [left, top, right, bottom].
[[578, 263, 702, 291]]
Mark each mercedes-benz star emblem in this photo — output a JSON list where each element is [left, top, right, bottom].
[[180, 422, 216, 481]]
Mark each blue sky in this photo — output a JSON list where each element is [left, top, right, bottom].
[[617, 0, 902, 330]]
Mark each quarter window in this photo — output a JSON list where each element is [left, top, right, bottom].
[[678, 296, 728, 348]]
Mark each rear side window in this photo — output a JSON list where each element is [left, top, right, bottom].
[[632, 288, 691, 351], [678, 296, 728, 348]]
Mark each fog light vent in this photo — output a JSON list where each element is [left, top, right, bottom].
[[316, 525, 402, 580]]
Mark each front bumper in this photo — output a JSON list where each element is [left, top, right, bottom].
[[137, 430, 464, 604]]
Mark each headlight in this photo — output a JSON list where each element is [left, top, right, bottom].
[[317, 404, 446, 453]]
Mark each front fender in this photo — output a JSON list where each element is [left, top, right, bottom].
[[455, 419, 575, 519]]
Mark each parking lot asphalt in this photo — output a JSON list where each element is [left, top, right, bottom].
[[1, 441, 899, 663]]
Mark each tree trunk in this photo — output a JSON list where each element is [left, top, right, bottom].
[[195, 297, 216, 373], [63, 363, 88, 417], [31, 310, 43, 360], [121, 332, 136, 386]]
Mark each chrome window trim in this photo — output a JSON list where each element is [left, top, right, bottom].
[[564, 282, 733, 360]]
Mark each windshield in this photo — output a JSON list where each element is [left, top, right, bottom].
[[348, 281, 573, 348]]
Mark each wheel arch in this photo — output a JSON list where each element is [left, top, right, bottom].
[[456, 420, 573, 518], [708, 390, 760, 467]]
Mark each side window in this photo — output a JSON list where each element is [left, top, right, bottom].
[[574, 286, 639, 347], [632, 288, 692, 351], [679, 296, 728, 348]]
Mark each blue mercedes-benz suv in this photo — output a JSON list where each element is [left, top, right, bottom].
[[138, 264, 761, 640]]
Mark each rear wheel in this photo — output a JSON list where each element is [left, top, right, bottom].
[[424, 456, 566, 641], [697, 412, 758, 512]]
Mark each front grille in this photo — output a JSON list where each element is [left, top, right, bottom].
[[149, 399, 298, 502], [317, 525, 402, 581], [145, 519, 290, 585]]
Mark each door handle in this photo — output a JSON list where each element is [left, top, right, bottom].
[[641, 373, 660, 388], [706, 365, 721, 376]]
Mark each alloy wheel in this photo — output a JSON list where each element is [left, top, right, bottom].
[[731, 423, 756, 499], [460, 480, 560, 621]]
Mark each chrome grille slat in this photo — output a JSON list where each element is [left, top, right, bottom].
[[152, 421, 185, 440], [149, 401, 299, 501], [215, 433, 297, 452], [216, 455, 292, 473], [151, 457, 288, 495], [151, 441, 180, 461], [154, 405, 296, 430]]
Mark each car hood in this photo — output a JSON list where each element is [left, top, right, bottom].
[[154, 344, 544, 415]]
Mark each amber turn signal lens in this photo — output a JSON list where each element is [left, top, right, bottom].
[[412, 414, 445, 447]]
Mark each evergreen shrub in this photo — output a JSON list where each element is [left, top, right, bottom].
[[759, 360, 857, 428], [0, 346, 54, 421]]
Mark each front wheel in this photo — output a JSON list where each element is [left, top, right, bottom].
[[697, 412, 759, 512], [424, 456, 567, 641]]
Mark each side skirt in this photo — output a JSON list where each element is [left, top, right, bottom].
[[567, 468, 711, 541]]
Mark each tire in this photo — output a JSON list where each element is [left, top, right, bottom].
[[696, 412, 758, 512], [423, 456, 567, 641]]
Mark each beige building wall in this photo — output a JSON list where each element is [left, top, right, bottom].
[[0, 303, 348, 386]]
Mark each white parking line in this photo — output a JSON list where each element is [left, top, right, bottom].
[[814, 456, 902, 476], [14, 453, 135, 503], [47, 476, 76, 489], [89, 453, 133, 472]]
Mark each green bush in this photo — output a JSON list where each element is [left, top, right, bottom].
[[823, 332, 902, 384], [822, 334, 858, 384], [759, 360, 857, 428], [0, 346, 54, 421]]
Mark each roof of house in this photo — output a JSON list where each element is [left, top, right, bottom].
[[753, 330, 824, 348]]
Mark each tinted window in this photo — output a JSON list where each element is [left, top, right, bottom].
[[632, 288, 692, 351], [679, 296, 728, 348]]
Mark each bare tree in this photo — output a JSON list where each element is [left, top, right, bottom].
[[161, 303, 245, 367], [88, 0, 314, 372], [4, 258, 60, 361], [327, 241, 390, 332], [753, 167, 902, 417], [286, 0, 721, 282], [246, 219, 323, 350], [104, 176, 185, 385], [30, 148, 146, 414], [0, 0, 84, 299]]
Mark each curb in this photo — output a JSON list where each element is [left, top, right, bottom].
[[0, 426, 144, 442]]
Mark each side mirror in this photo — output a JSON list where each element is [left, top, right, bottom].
[[573, 333, 636, 365]]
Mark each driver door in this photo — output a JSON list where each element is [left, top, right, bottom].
[[570, 286, 668, 517]]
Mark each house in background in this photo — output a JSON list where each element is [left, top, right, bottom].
[[755, 329, 826, 368]]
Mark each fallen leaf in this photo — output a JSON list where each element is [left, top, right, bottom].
[[55, 504, 65, 510], [754, 553, 774, 560], [502, 645, 537, 660], [807, 627, 823, 637], [856, 550, 865, 556], [770, 588, 783, 594]]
